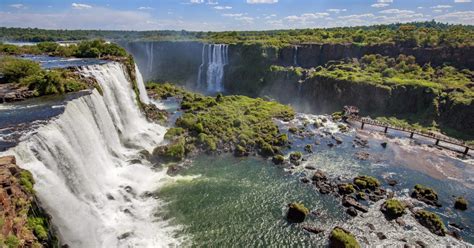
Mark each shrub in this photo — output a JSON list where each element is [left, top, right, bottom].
[[353, 176, 380, 190], [19, 170, 35, 194], [415, 210, 446, 236], [27, 217, 49, 241], [381, 199, 406, 219], [0, 57, 41, 83], [329, 227, 360, 248]]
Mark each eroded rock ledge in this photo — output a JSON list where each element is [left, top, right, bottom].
[[0, 156, 58, 247]]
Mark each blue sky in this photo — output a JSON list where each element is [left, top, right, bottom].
[[0, 0, 472, 31]]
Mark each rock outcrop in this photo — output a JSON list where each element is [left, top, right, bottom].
[[0, 156, 58, 247]]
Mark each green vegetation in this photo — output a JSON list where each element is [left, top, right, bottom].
[[329, 227, 360, 248], [0, 57, 90, 97], [164, 128, 185, 141], [353, 176, 380, 190], [1, 21, 473, 48], [312, 54, 473, 104], [412, 184, 438, 201], [153, 138, 186, 162], [148, 83, 295, 157], [454, 197, 468, 211], [0, 39, 127, 59], [338, 183, 356, 195], [289, 152, 302, 161], [272, 155, 285, 165], [414, 210, 446, 236], [27, 217, 49, 241], [4, 235, 19, 248], [381, 199, 406, 219], [19, 170, 35, 194], [286, 202, 309, 223]]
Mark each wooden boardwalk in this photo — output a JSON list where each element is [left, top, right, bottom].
[[347, 116, 472, 155]]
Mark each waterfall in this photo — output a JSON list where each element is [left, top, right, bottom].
[[147, 42, 154, 76], [197, 44, 229, 93], [293, 46, 299, 66], [6, 62, 181, 247], [135, 64, 150, 104]]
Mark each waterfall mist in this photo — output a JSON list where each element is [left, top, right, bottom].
[[6, 62, 182, 247]]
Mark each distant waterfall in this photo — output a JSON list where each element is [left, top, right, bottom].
[[147, 42, 154, 76], [197, 44, 229, 93], [293, 46, 299, 66], [7, 62, 181, 247]]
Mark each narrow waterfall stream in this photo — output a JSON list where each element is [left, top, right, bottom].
[[197, 44, 228, 93], [5, 62, 181, 247]]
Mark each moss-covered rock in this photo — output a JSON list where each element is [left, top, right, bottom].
[[289, 152, 302, 161], [414, 210, 446, 236], [304, 144, 313, 153], [381, 199, 406, 219], [353, 176, 380, 190], [329, 227, 360, 248], [152, 139, 186, 162], [286, 202, 309, 223], [272, 155, 285, 165], [338, 183, 356, 195], [454, 197, 468, 211], [411, 184, 440, 207], [164, 127, 185, 140]]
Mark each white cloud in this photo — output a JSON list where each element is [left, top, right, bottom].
[[284, 12, 329, 23], [190, 0, 204, 3], [431, 5, 452, 9], [338, 13, 375, 19], [246, 0, 278, 4], [435, 11, 474, 24], [377, 0, 393, 2], [9, 4, 25, 9], [371, 3, 389, 8], [72, 3, 92, 10], [222, 13, 244, 17], [327, 9, 347, 13], [138, 6, 153, 10], [214, 6, 232, 10], [379, 9, 415, 14], [454, 0, 471, 2], [235, 16, 254, 23]]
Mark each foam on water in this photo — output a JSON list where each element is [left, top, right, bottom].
[[2, 62, 182, 247]]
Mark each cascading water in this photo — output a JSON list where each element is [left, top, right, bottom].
[[293, 46, 299, 66], [5, 62, 182, 247], [135, 64, 150, 104], [147, 42, 154, 76], [196, 44, 229, 93]]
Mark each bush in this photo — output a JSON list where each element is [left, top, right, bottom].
[[19, 170, 35, 194], [27, 217, 49, 241], [353, 176, 380, 190], [381, 199, 405, 219], [329, 227, 360, 248], [0, 57, 41, 83], [415, 210, 446, 236]]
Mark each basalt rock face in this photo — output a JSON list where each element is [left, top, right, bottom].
[[0, 156, 58, 247], [120, 41, 203, 87], [279, 43, 474, 69]]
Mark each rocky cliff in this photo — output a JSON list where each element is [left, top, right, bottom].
[[0, 156, 58, 247]]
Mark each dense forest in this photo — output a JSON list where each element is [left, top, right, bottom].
[[1, 21, 473, 47]]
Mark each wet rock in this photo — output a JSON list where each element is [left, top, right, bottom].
[[302, 225, 324, 234], [450, 230, 462, 240], [289, 152, 302, 165], [411, 184, 441, 207], [386, 179, 398, 186], [118, 232, 133, 240], [332, 136, 343, 144], [342, 196, 368, 213], [381, 142, 388, 148], [327, 143, 334, 148], [338, 183, 355, 195], [106, 194, 115, 200], [376, 232, 387, 240], [346, 207, 358, 217], [329, 227, 360, 248], [366, 223, 375, 230], [356, 192, 368, 201], [396, 218, 406, 227], [353, 136, 369, 148], [287, 202, 309, 223], [414, 210, 446, 236], [272, 155, 285, 165], [317, 183, 333, 194], [166, 165, 185, 176], [354, 151, 370, 160], [312, 170, 328, 181], [454, 196, 468, 210], [415, 240, 428, 248], [304, 144, 313, 153], [300, 177, 310, 184], [380, 199, 406, 220], [449, 222, 464, 230], [353, 176, 380, 191]]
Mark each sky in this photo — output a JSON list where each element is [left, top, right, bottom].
[[0, 0, 473, 31]]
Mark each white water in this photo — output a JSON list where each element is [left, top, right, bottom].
[[4, 62, 181, 247], [197, 44, 228, 93], [135, 64, 150, 104], [293, 46, 298, 66]]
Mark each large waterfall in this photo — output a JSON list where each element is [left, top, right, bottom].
[[6, 62, 181, 247], [197, 44, 229, 93]]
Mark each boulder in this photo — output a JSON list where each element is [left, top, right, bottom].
[[380, 199, 406, 220], [380, 142, 387, 148], [411, 184, 441, 207], [287, 202, 309, 223], [346, 207, 358, 217], [353, 176, 380, 190], [272, 155, 285, 165], [454, 197, 468, 211], [302, 225, 324, 234], [329, 227, 360, 248], [342, 196, 368, 213], [338, 183, 355, 195], [414, 210, 446, 236]]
